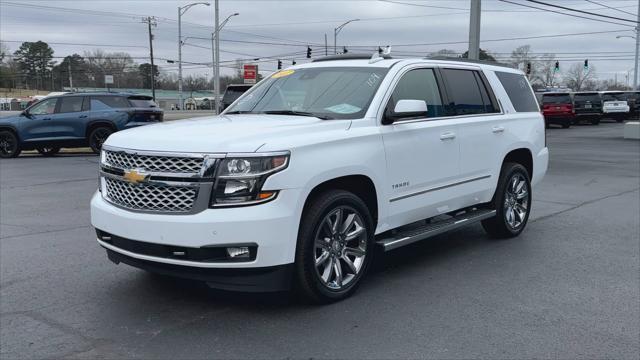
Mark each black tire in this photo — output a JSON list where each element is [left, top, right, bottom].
[[590, 118, 600, 125], [294, 190, 375, 304], [482, 162, 532, 239], [88, 127, 113, 154], [37, 146, 60, 156], [561, 121, 571, 129], [0, 130, 21, 158]]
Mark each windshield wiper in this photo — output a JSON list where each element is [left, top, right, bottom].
[[262, 110, 333, 120], [224, 110, 256, 114]]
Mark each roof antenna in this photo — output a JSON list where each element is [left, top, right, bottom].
[[369, 46, 391, 64]]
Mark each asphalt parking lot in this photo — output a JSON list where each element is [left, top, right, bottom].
[[1, 122, 639, 359]]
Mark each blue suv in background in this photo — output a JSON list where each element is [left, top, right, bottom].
[[0, 92, 163, 158]]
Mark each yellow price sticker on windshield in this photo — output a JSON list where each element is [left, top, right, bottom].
[[272, 69, 295, 79]]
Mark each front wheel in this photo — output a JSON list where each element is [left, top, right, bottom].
[[88, 127, 113, 154], [37, 146, 60, 156], [482, 163, 532, 238], [0, 130, 21, 158], [294, 190, 374, 303]]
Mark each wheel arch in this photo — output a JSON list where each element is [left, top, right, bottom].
[[85, 120, 116, 139], [0, 125, 20, 141], [503, 147, 533, 179]]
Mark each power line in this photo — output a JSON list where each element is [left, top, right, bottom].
[[498, 0, 636, 27], [1, 40, 146, 49], [526, 0, 638, 23], [584, 0, 638, 17]]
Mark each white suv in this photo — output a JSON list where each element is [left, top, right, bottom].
[[91, 55, 548, 303]]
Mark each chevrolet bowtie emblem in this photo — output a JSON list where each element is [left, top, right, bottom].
[[123, 169, 149, 185]]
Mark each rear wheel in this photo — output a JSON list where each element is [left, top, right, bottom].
[[561, 120, 571, 129], [37, 146, 60, 156], [88, 127, 113, 154], [294, 190, 374, 303], [0, 130, 21, 158], [482, 163, 532, 238], [590, 118, 600, 125]]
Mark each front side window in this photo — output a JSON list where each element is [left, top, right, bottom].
[[442, 69, 499, 115], [58, 97, 84, 113], [388, 68, 444, 118], [28, 98, 57, 115], [225, 67, 389, 120], [88, 96, 131, 111], [495, 71, 539, 112]]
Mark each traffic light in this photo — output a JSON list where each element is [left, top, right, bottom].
[[292, 60, 296, 65], [343, 46, 348, 54], [584, 59, 589, 70], [526, 62, 531, 75], [378, 47, 383, 55], [306, 46, 312, 59], [277, 60, 282, 70], [554, 61, 560, 72]]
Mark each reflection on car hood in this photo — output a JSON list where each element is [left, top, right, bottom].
[[104, 114, 351, 153]]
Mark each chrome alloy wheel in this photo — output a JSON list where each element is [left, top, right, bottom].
[[504, 173, 529, 229], [314, 206, 367, 290]]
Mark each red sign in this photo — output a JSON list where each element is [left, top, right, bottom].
[[243, 64, 258, 84]]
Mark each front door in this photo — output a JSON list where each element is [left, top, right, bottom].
[[22, 97, 60, 142], [380, 67, 461, 228]]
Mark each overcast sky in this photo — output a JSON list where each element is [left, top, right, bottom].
[[1, 0, 638, 83]]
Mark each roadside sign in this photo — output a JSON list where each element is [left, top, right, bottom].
[[104, 75, 114, 85], [243, 64, 257, 84]]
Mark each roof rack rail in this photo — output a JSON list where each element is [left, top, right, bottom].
[[312, 53, 392, 62], [425, 56, 515, 68]]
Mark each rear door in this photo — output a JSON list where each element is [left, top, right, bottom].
[[380, 67, 461, 226], [441, 67, 504, 206], [55, 96, 88, 139]]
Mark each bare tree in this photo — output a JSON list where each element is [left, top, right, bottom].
[[428, 49, 459, 58], [510, 45, 536, 78], [533, 54, 558, 88], [563, 63, 597, 91]]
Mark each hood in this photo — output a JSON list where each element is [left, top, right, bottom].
[[105, 114, 351, 153]]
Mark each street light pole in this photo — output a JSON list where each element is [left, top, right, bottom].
[[178, 2, 210, 110], [334, 19, 359, 54], [214, 0, 220, 114], [210, 11, 239, 114], [635, 0, 639, 89]]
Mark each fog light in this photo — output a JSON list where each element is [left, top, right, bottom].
[[226, 246, 250, 259]]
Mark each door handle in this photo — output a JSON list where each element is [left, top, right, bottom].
[[79, 115, 88, 118], [440, 132, 456, 140], [492, 126, 505, 133], [42, 117, 51, 121]]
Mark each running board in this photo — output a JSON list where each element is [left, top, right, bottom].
[[376, 208, 496, 251]]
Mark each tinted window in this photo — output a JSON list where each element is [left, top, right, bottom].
[[442, 69, 498, 115], [495, 71, 539, 112], [223, 86, 252, 104], [542, 94, 572, 104], [58, 96, 84, 113], [128, 97, 157, 108], [573, 93, 600, 102], [29, 98, 57, 115], [89, 96, 130, 111], [602, 93, 625, 102], [389, 68, 444, 118]]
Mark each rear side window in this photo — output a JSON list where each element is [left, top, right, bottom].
[[441, 69, 499, 115], [58, 97, 84, 113], [495, 71, 539, 112], [389, 68, 444, 118], [542, 94, 572, 104], [88, 96, 130, 111]]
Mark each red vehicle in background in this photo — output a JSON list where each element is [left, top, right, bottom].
[[541, 92, 574, 128]]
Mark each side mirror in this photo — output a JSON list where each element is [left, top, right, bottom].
[[20, 110, 29, 117], [382, 99, 428, 125]]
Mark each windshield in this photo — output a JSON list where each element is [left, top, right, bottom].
[[602, 93, 625, 101], [225, 67, 389, 120], [542, 94, 571, 104]]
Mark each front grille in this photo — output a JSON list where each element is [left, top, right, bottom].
[[104, 150, 203, 173], [104, 178, 197, 212]]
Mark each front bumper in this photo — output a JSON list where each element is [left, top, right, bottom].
[[90, 188, 303, 270]]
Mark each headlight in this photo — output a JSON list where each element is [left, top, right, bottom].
[[210, 152, 289, 207]]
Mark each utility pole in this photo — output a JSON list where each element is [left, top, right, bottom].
[[634, 0, 639, 89], [214, 0, 220, 114], [325, 34, 328, 56], [178, 7, 183, 109], [143, 16, 157, 101], [468, 0, 481, 60], [67, 61, 73, 89]]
